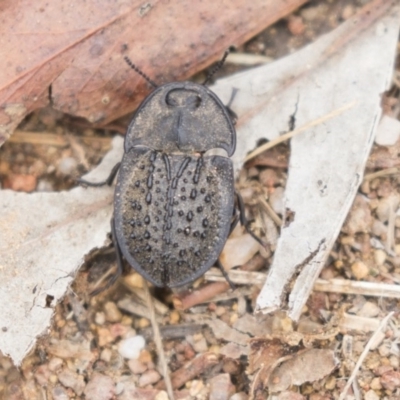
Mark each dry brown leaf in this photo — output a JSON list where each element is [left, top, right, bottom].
[[267, 348, 339, 392], [0, 0, 308, 145]]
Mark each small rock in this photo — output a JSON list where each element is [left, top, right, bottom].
[[287, 15, 305, 36], [358, 301, 380, 318], [371, 219, 387, 238], [193, 336, 208, 353], [84, 372, 115, 400], [95, 311, 106, 325], [154, 391, 169, 400], [351, 260, 369, 280], [52, 385, 69, 400], [370, 377, 382, 390], [58, 368, 85, 396], [138, 369, 161, 387], [118, 335, 145, 359], [104, 302, 122, 323], [378, 343, 390, 357], [364, 390, 380, 400], [189, 380, 205, 397], [259, 169, 278, 188], [230, 393, 248, 400], [380, 370, 400, 391], [36, 179, 54, 192], [137, 317, 150, 328], [128, 359, 147, 375], [58, 157, 77, 176], [8, 174, 37, 192], [269, 187, 285, 216], [343, 195, 372, 234], [209, 373, 235, 400], [376, 194, 400, 223], [375, 115, 400, 146], [48, 357, 63, 372], [374, 249, 387, 266], [169, 310, 180, 324], [100, 348, 112, 362]]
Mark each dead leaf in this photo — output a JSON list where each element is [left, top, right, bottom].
[[0, 0, 308, 145], [267, 348, 339, 392], [0, 136, 123, 365]]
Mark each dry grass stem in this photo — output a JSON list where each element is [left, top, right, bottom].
[[338, 312, 394, 400], [244, 101, 357, 162], [143, 280, 175, 400]]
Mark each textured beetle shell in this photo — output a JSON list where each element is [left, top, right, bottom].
[[124, 81, 236, 156], [114, 147, 235, 287]]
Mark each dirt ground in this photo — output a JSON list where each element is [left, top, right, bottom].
[[1, 0, 400, 399]]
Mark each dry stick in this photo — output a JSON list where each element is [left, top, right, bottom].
[[143, 280, 175, 400], [244, 101, 357, 162], [205, 269, 400, 299], [364, 167, 400, 181], [258, 196, 282, 227], [338, 312, 394, 400]]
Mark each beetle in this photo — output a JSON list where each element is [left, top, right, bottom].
[[80, 51, 263, 290]]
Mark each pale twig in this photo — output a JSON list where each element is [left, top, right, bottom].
[[258, 196, 282, 226], [143, 280, 175, 400], [364, 167, 400, 181], [338, 312, 394, 400], [244, 101, 357, 162]]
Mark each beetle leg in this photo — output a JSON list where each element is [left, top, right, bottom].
[[90, 217, 124, 295], [216, 259, 236, 290], [235, 191, 266, 247], [78, 162, 121, 187], [225, 87, 239, 124]]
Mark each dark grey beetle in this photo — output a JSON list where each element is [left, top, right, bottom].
[[80, 52, 262, 290]]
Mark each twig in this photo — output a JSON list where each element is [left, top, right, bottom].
[[206, 270, 400, 300], [244, 101, 357, 162], [258, 197, 282, 226], [314, 278, 400, 299], [172, 281, 230, 310], [338, 312, 394, 400], [143, 280, 175, 400], [8, 130, 112, 148], [364, 167, 400, 181]]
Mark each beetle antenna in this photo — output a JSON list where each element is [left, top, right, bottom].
[[203, 48, 232, 86], [124, 56, 158, 88]]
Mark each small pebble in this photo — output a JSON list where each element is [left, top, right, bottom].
[[364, 390, 380, 400], [373, 249, 386, 266], [169, 310, 180, 324], [138, 349, 152, 364], [370, 377, 382, 390], [351, 260, 369, 280], [380, 370, 400, 391], [128, 358, 147, 374], [36, 179, 54, 192], [209, 373, 235, 400], [58, 157, 77, 176], [9, 174, 37, 192], [229, 393, 248, 400], [84, 372, 115, 400], [269, 187, 285, 215], [104, 302, 122, 323], [376, 194, 400, 223], [118, 335, 145, 359], [48, 357, 63, 372], [154, 391, 169, 400], [138, 369, 161, 387], [100, 348, 112, 362], [58, 368, 85, 395], [287, 14, 305, 36], [52, 385, 69, 400], [189, 380, 205, 397], [378, 344, 390, 357], [193, 338, 208, 353], [358, 301, 380, 318], [137, 318, 150, 328], [95, 312, 106, 325]]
